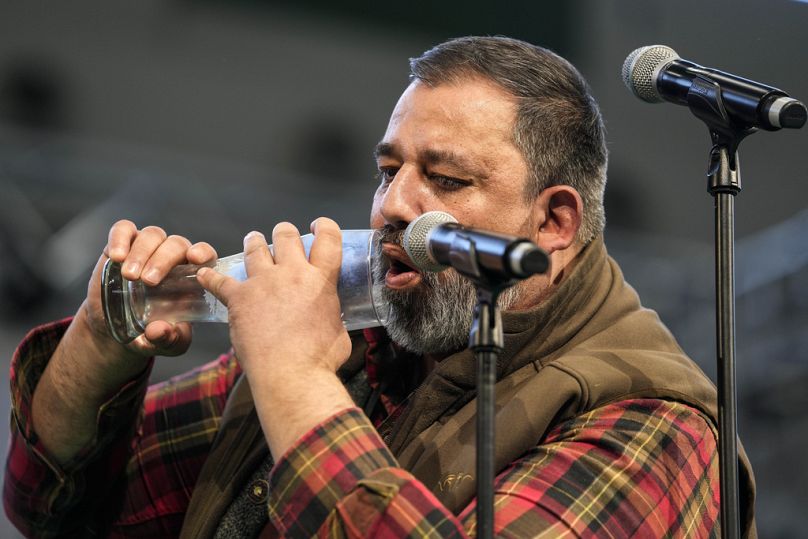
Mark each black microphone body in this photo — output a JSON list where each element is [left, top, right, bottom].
[[402, 211, 549, 283], [429, 222, 548, 280], [659, 60, 785, 129], [623, 45, 807, 131]]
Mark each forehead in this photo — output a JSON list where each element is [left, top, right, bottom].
[[381, 79, 520, 160]]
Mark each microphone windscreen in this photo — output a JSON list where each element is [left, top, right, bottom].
[[403, 211, 457, 272], [622, 44, 679, 103]]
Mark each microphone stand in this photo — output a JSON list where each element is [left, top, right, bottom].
[[685, 75, 757, 539], [469, 286, 505, 539], [447, 234, 518, 539]]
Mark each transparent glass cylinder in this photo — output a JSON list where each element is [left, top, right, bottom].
[[101, 230, 389, 344]]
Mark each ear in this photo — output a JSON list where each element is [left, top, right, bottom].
[[532, 185, 583, 253]]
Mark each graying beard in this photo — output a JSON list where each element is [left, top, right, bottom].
[[375, 252, 521, 355]]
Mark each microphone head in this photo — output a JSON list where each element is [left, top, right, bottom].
[[622, 45, 680, 103], [403, 211, 458, 272]]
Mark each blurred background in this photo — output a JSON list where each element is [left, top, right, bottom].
[[0, 0, 806, 536]]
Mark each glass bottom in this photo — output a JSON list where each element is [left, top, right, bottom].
[[101, 259, 147, 344]]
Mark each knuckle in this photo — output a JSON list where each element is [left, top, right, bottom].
[[191, 242, 217, 260], [273, 222, 299, 237], [313, 218, 341, 237], [113, 219, 136, 231], [317, 216, 339, 229], [167, 234, 192, 248], [142, 225, 167, 239], [243, 231, 267, 251]]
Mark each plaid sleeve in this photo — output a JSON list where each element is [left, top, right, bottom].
[[3, 319, 243, 538], [4, 318, 154, 537], [267, 399, 718, 538], [460, 398, 720, 538]]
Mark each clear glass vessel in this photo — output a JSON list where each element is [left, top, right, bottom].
[[101, 230, 389, 344]]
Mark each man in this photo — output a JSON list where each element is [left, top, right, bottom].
[[5, 36, 756, 537]]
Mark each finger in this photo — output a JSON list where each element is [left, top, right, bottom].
[[141, 321, 192, 357], [187, 242, 218, 265], [142, 320, 175, 347], [196, 267, 236, 306], [140, 235, 193, 286], [308, 218, 343, 280], [122, 226, 167, 280], [271, 222, 306, 265], [106, 220, 138, 262], [242, 230, 274, 276]]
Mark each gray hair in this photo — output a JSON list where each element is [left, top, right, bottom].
[[409, 36, 608, 244]]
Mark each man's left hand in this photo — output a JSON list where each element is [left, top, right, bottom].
[[198, 218, 355, 458]]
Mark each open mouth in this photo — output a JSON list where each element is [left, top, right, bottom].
[[381, 243, 422, 290]]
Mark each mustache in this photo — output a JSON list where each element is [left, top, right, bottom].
[[378, 224, 405, 247], [374, 224, 442, 291]]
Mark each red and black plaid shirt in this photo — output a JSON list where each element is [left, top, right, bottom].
[[5, 319, 720, 537]]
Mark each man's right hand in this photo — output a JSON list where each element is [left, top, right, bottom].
[[30, 220, 217, 464], [80, 219, 218, 360]]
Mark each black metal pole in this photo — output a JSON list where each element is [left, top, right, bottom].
[[470, 290, 504, 539], [475, 347, 497, 539], [715, 191, 740, 539], [708, 145, 741, 539]]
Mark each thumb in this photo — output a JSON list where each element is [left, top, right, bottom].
[[196, 267, 235, 306], [138, 321, 193, 357]]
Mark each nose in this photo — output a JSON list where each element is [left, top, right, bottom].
[[374, 165, 426, 230]]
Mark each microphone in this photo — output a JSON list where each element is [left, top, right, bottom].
[[402, 211, 549, 281], [622, 45, 807, 131]]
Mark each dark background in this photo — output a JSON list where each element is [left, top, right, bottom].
[[1, 0, 806, 536]]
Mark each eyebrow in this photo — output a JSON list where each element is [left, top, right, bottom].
[[421, 148, 482, 175], [373, 142, 397, 160], [374, 142, 487, 179]]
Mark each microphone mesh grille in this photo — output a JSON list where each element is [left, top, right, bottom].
[[403, 211, 458, 272], [622, 45, 679, 103]]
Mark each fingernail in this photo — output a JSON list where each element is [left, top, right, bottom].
[[143, 268, 159, 283], [125, 262, 140, 275], [244, 230, 264, 245]]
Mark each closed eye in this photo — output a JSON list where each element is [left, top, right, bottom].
[[377, 167, 398, 184], [430, 174, 469, 190]]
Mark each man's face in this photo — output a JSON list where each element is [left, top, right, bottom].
[[370, 78, 544, 355], [371, 78, 537, 243]]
